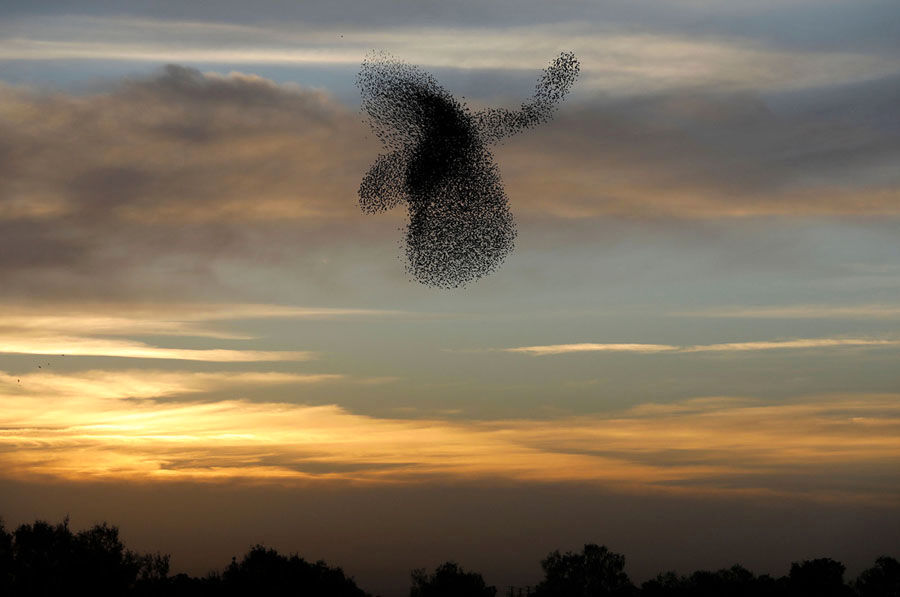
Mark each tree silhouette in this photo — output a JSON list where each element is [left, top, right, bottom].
[[0, 515, 898, 596], [534, 544, 635, 597], [74, 521, 143, 594], [855, 556, 900, 597], [134, 551, 171, 596], [0, 518, 12, 593], [788, 558, 852, 597], [641, 564, 786, 597], [410, 561, 497, 597], [7, 517, 146, 596], [641, 571, 684, 597], [220, 544, 370, 597]]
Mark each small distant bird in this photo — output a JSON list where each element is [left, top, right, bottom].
[[357, 51, 580, 288]]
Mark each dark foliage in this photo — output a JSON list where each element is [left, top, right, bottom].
[[221, 544, 368, 597], [0, 517, 369, 597], [533, 544, 635, 597], [0, 519, 12, 593], [0, 516, 897, 597], [855, 557, 900, 597], [788, 558, 852, 597], [641, 566, 788, 597], [0, 516, 170, 597], [410, 561, 497, 597]]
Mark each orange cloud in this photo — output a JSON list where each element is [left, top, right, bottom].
[[1, 369, 897, 503], [0, 337, 313, 361], [0, 303, 408, 360]]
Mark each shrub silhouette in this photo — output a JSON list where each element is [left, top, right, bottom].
[[410, 561, 497, 597]]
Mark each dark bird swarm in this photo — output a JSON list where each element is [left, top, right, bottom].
[[357, 51, 580, 288]]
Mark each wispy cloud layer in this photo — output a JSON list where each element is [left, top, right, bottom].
[[0, 303, 405, 360], [505, 343, 680, 356], [684, 338, 900, 352], [3, 17, 897, 93], [505, 337, 900, 356], [676, 305, 900, 320], [0, 303, 405, 338], [0, 369, 341, 401], [1, 370, 897, 503], [0, 337, 312, 361]]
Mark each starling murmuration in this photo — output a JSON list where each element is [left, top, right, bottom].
[[357, 51, 580, 288]]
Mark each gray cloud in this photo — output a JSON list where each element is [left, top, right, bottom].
[[4, 1, 899, 59], [0, 64, 897, 300], [3, 16, 896, 98], [502, 75, 900, 218], [0, 65, 385, 298]]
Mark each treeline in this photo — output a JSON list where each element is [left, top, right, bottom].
[[0, 518, 367, 597], [1, 518, 898, 596]]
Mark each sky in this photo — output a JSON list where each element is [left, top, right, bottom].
[[1, 1, 899, 594]]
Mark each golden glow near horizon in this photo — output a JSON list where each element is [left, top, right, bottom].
[[1, 365, 898, 503], [1, 307, 898, 503]]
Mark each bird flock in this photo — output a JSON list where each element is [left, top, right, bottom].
[[357, 51, 580, 288]]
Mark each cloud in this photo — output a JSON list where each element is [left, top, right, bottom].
[[3, 0, 899, 59], [505, 337, 900, 356], [0, 64, 381, 299], [505, 343, 680, 356], [2, 16, 898, 93], [2, 64, 898, 231], [0, 336, 313, 361], [0, 303, 407, 339], [0, 302, 414, 360], [683, 338, 900, 352], [501, 76, 900, 219], [0, 369, 341, 401], [0, 64, 367, 226], [1, 373, 898, 503], [0, 61, 898, 299], [675, 304, 900, 319]]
